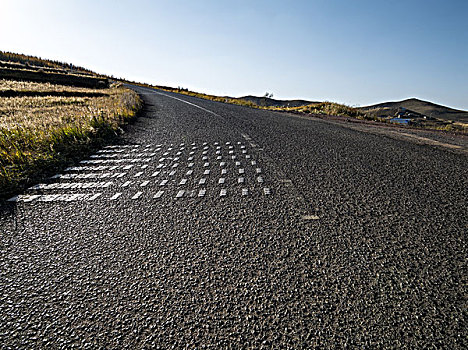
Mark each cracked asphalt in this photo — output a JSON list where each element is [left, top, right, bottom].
[[0, 86, 466, 349]]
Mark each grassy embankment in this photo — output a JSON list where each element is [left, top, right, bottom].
[[0, 79, 142, 198]]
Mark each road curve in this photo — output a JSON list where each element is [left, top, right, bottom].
[[1, 86, 466, 348]]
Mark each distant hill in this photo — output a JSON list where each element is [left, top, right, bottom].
[[237, 95, 316, 108], [360, 98, 468, 123]]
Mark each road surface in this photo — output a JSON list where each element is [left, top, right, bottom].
[[1, 86, 466, 348]]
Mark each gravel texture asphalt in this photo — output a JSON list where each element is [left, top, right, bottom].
[[0, 86, 466, 349]]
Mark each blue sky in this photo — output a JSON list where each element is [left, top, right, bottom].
[[1, 0, 467, 109]]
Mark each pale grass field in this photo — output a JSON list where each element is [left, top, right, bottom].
[[0, 79, 102, 93]]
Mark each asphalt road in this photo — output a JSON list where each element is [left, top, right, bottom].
[[1, 86, 466, 349]]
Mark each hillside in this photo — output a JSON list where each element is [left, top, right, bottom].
[[0, 51, 96, 75], [361, 98, 468, 123]]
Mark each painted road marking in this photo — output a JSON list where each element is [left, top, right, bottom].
[[241, 133, 252, 141], [110, 193, 122, 200], [8, 195, 38, 202], [88, 193, 102, 201], [29, 182, 112, 190], [132, 192, 143, 200], [154, 190, 164, 199], [80, 158, 151, 164]]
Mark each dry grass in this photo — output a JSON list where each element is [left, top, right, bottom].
[[0, 80, 102, 93], [0, 80, 142, 198]]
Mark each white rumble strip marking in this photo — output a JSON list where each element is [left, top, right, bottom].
[[154, 190, 164, 199], [110, 193, 122, 200], [132, 192, 143, 200]]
